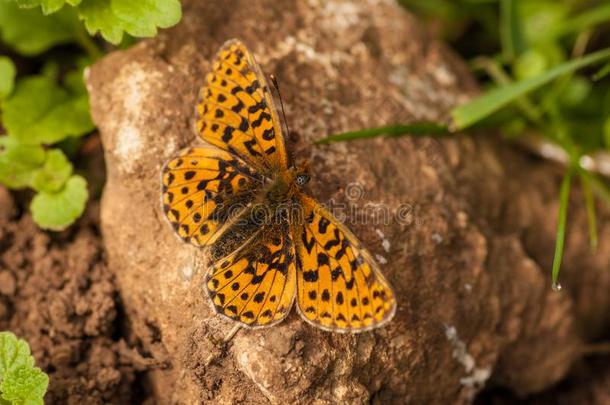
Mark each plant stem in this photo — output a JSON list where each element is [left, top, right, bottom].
[[73, 23, 103, 61]]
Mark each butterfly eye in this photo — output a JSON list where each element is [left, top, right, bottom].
[[295, 173, 310, 186]]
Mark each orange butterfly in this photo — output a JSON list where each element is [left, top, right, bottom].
[[161, 40, 396, 332]]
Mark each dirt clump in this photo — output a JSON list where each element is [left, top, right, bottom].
[[0, 186, 147, 404]]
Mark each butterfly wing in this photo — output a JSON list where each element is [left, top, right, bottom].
[[205, 224, 297, 328], [161, 146, 263, 247], [195, 39, 289, 173], [294, 195, 396, 332]]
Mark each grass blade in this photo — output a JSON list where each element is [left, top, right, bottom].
[[544, 3, 610, 40], [551, 169, 573, 289], [451, 48, 610, 130], [499, 0, 525, 61], [593, 62, 610, 81], [315, 122, 449, 144]]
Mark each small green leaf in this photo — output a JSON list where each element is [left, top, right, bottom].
[[2, 74, 94, 145], [111, 0, 181, 37], [11, 0, 83, 14], [520, 0, 568, 45], [30, 174, 88, 230], [451, 48, 610, 130], [0, 137, 46, 189], [0, 1, 78, 55], [0, 332, 35, 380], [31, 149, 73, 192], [1, 365, 48, 405], [63, 56, 91, 94], [316, 123, 449, 144], [0, 57, 16, 99], [77, 0, 123, 43], [558, 76, 591, 107], [0, 332, 48, 404], [78, 0, 181, 44]]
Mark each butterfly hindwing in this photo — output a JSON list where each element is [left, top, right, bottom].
[[205, 225, 297, 327], [294, 195, 396, 332], [195, 40, 289, 173], [161, 146, 262, 247]]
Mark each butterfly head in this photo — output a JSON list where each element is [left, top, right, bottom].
[[291, 161, 310, 188]]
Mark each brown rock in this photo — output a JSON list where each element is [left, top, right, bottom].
[[86, 0, 609, 403]]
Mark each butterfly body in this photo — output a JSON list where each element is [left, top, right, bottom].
[[161, 40, 396, 333]]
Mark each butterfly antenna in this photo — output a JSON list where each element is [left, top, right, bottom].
[[269, 74, 292, 141]]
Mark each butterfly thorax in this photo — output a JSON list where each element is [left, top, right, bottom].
[[264, 164, 309, 202]]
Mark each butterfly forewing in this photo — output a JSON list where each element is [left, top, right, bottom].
[[195, 40, 289, 173], [161, 146, 262, 247]]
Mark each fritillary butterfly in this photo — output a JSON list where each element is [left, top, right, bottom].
[[161, 39, 396, 332]]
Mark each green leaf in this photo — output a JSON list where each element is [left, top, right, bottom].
[[0, 332, 47, 404], [11, 0, 83, 14], [112, 0, 181, 37], [64, 56, 91, 94], [316, 122, 449, 144], [0, 137, 46, 189], [451, 48, 610, 130], [1, 365, 48, 405], [30, 174, 88, 230], [78, 0, 181, 44], [0, 332, 35, 381], [31, 149, 73, 192], [558, 76, 591, 107], [0, 1, 78, 55], [520, 0, 568, 45], [0, 57, 16, 99], [2, 74, 94, 145]]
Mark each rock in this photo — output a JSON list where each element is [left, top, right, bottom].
[[86, 0, 609, 403]]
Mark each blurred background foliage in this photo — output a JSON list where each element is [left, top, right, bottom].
[[401, 0, 610, 155], [0, 0, 181, 230], [355, 0, 610, 287]]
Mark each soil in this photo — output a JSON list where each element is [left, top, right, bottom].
[[0, 143, 155, 404]]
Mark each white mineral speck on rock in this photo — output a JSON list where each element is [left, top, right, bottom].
[[375, 254, 388, 264], [444, 325, 491, 391], [375, 229, 391, 252]]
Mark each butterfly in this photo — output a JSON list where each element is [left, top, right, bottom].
[[161, 39, 396, 332]]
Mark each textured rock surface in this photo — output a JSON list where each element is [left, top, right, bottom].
[[86, 0, 610, 403]]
